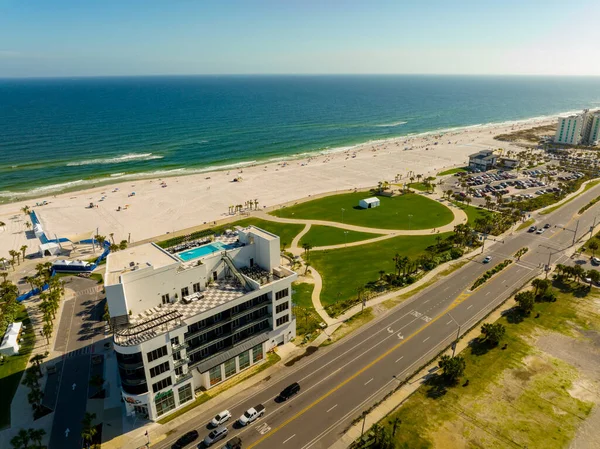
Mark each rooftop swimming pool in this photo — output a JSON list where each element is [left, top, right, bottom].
[[177, 242, 237, 261]]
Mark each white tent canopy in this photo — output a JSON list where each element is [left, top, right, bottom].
[[0, 322, 23, 356], [359, 197, 381, 209], [39, 242, 61, 256]]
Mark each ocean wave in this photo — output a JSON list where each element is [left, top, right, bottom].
[[374, 121, 407, 127], [66, 153, 164, 166]]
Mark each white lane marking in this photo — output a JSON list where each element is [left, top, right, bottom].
[[326, 404, 338, 413], [395, 356, 404, 363], [423, 299, 430, 304], [486, 292, 491, 296], [283, 434, 296, 444], [446, 320, 453, 325], [387, 327, 394, 333], [467, 304, 473, 310], [443, 286, 449, 291], [364, 378, 373, 386], [423, 337, 430, 343]]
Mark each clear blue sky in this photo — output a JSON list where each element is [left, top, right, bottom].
[[1, 0, 599, 77]]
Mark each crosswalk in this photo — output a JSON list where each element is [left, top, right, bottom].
[[76, 285, 103, 296], [61, 345, 95, 359]]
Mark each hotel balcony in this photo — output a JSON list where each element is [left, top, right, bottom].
[[175, 372, 192, 384], [172, 341, 189, 352], [174, 357, 190, 369]]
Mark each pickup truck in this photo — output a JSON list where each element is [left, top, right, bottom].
[[238, 404, 265, 426]]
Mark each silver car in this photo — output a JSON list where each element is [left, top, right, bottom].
[[204, 427, 228, 447]]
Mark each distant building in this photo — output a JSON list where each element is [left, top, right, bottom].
[[359, 197, 380, 209], [499, 157, 519, 168], [468, 150, 498, 171], [554, 109, 600, 146]]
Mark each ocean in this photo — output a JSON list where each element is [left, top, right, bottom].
[[1, 75, 600, 203]]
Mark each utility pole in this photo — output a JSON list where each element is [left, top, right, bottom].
[[572, 220, 579, 246], [448, 313, 461, 357]]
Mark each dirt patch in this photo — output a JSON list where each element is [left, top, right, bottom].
[[284, 346, 318, 367]]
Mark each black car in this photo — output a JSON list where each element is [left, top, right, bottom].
[[172, 430, 199, 449], [279, 382, 301, 400], [543, 223, 551, 229]]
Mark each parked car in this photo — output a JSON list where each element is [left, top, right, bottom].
[[279, 382, 301, 401], [528, 226, 536, 233], [536, 228, 545, 234], [238, 405, 265, 426], [172, 430, 199, 449], [210, 410, 232, 428], [204, 427, 229, 446], [483, 256, 492, 263], [543, 223, 551, 229], [222, 437, 242, 449], [591, 257, 600, 266]]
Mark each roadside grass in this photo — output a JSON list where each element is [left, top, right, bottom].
[[517, 218, 535, 231], [451, 201, 495, 227], [299, 225, 382, 248], [0, 304, 35, 428], [308, 233, 451, 306], [271, 192, 453, 230], [90, 273, 103, 284], [438, 167, 469, 176], [233, 218, 304, 250], [292, 282, 321, 337], [320, 309, 375, 347], [373, 281, 598, 449], [157, 352, 281, 424], [540, 179, 600, 215], [406, 182, 431, 192]]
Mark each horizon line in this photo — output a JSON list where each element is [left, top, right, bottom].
[[2, 73, 600, 80]]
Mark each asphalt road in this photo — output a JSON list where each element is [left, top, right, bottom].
[[48, 277, 105, 449], [155, 183, 600, 449]]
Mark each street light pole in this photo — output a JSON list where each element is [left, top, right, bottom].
[[448, 313, 461, 357], [408, 214, 413, 231], [572, 220, 579, 246], [344, 231, 349, 247], [341, 208, 345, 225]]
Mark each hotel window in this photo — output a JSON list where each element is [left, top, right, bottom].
[[215, 326, 224, 336], [239, 350, 250, 370], [276, 315, 289, 327], [170, 336, 179, 346], [209, 366, 222, 385], [216, 340, 225, 351], [175, 366, 183, 376], [173, 351, 182, 361], [161, 294, 170, 305], [213, 312, 222, 322], [181, 287, 189, 298], [232, 318, 240, 329], [275, 288, 289, 300], [276, 302, 289, 314], [252, 344, 263, 362], [193, 282, 201, 293], [178, 384, 193, 405], [149, 361, 170, 378], [224, 358, 237, 378], [155, 390, 175, 417], [152, 376, 173, 393], [147, 346, 168, 362]]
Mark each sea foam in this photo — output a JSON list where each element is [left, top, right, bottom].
[[66, 153, 163, 166]]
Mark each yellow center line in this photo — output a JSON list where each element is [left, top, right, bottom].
[[247, 298, 463, 448]]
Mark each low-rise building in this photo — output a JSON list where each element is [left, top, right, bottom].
[[468, 150, 498, 171], [105, 226, 297, 420]]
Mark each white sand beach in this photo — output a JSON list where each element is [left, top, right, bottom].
[[0, 116, 553, 257]]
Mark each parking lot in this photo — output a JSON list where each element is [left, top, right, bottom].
[[445, 166, 586, 208]]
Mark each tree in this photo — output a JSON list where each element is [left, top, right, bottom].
[[531, 278, 550, 297], [515, 291, 535, 316], [21, 205, 31, 216], [109, 232, 115, 244], [109, 243, 120, 252], [588, 240, 599, 256], [480, 323, 505, 346], [587, 269, 600, 287], [30, 352, 48, 376], [0, 271, 8, 282], [8, 249, 18, 264], [10, 429, 31, 449], [94, 234, 106, 249], [20, 245, 28, 261], [42, 323, 53, 345], [81, 412, 98, 449], [28, 428, 46, 448], [119, 240, 128, 250], [438, 355, 466, 384]]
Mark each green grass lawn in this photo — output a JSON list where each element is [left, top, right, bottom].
[[0, 304, 35, 428], [438, 167, 469, 176], [308, 233, 450, 306], [272, 192, 453, 230], [234, 217, 304, 249], [371, 281, 597, 449], [406, 182, 430, 192], [299, 225, 382, 247], [451, 201, 495, 227], [291, 282, 321, 336]]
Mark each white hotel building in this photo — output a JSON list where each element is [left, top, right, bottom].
[[104, 226, 297, 420], [555, 109, 600, 146]]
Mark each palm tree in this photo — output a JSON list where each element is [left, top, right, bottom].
[[10, 428, 31, 449], [81, 412, 98, 449], [28, 428, 46, 448], [24, 221, 32, 230], [119, 240, 128, 250], [109, 243, 120, 252], [8, 249, 18, 264], [94, 234, 106, 248], [30, 352, 48, 376], [0, 271, 8, 282], [20, 245, 28, 261], [109, 232, 115, 244], [9, 259, 15, 271], [21, 205, 31, 216], [42, 323, 53, 345]]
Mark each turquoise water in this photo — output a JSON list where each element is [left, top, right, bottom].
[[1, 75, 600, 202], [178, 242, 236, 261]]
